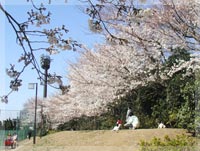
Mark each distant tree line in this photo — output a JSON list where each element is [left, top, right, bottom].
[[0, 118, 20, 130]]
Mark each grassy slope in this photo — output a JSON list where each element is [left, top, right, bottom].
[[14, 129, 198, 151]]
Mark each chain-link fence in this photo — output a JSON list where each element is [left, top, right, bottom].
[[0, 129, 29, 149], [0, 109, 35, 149]]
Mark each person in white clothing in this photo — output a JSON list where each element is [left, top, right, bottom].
[[126, 107, 132, 122]]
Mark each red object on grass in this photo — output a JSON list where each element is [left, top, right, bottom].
[[5, 139, 13, 146]]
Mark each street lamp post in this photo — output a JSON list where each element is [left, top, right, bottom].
[[40, 55, 51, 98], [28, 83, 38, 144], [40, 55, 51, 137]]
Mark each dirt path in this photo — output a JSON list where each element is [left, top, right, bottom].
[[13, 129, 198, 151]]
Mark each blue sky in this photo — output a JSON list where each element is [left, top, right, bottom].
[[0, 0, 104, 120]]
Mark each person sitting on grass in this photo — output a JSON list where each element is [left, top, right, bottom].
[[112, 118, 122, 131], [124, 112, 140, 130]]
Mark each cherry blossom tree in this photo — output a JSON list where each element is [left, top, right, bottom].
[[82, 0, 200, 85], [85, 0, 200, 51], [38, 0, 200, 126], [21, 0, 200, 126]]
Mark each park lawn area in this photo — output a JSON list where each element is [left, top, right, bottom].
[[13, 129, 199, 151]]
